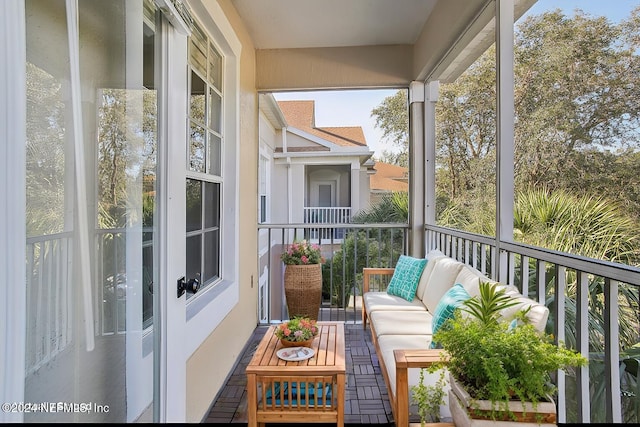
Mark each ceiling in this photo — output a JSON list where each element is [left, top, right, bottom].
[[230, 0, 438, 49]]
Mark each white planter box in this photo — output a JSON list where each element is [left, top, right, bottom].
[[448, 375, 556, 427]]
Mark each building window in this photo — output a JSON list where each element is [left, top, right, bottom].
[[186, 19, 223, 295]]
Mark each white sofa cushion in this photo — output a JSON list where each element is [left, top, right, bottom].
[[500, 288, 550, 332], [377, 334, 452, 419], [415, 249, 446, 301], [420, 257, 465, 313], [369, 310, 433, 336], [363, 292, 427, 314], [453, 265, 496, 298]]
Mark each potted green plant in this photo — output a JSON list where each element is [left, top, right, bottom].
[[274, 316, 319, 348], [411, 366, 447, 426], [432, 281, 588, 425]]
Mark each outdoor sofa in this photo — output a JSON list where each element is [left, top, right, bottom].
[[362, 249, 550, 426]]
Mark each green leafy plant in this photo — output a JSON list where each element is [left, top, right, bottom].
[[434, 281, 588, 421], [411, 366, 447, 425], [274, 316, 319, 342]]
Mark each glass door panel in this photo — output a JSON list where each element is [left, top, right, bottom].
[[24, 0, 158, 422]]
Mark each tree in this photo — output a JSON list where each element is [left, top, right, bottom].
[[514, 187, 639, 265], [26, 63, 67, 237], [371, 90, 410, 167], [436, 47, 497, 199], [369, 7, 640, 230], [514, 9, 640, 202], [351, 192, 409, 223]]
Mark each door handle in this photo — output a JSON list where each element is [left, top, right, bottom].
[[177, 276, 201, 298]]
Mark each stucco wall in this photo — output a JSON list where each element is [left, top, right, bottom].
[[186, 0, 259, 422]]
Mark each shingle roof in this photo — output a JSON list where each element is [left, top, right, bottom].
[[370, 161, 408, 192], [277, 100, 367, 147]]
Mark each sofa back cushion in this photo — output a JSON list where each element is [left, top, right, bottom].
[[415, 249, 445, 300], [453, 266, 496, 298], [420, 257, 464, 312], [386, 255, 427, 301], [499, 288, 550, 332]]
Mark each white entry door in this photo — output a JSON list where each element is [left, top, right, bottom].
[[312, 181, 337, 207]]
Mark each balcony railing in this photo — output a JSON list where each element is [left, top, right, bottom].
[[25, 231, 74, 375], [257, 223, 408, 324], [25, 228, 153, 374], [303, 207, 351, 241]]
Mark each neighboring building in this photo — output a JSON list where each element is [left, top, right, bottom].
[[259, 96, 375, 228], [369, 161, 409, 205], [258, 95, 375, 320]]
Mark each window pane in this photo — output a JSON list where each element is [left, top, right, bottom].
[[203, 230, 220, 282], [186, 179, 202, 232], [189, 122, 205, 172], [209, 88, 221, 132], [208, 132, 221, 176], [186, 235, 202, 288], [260, 195, 266, 223], [189, 22, 207, 77], [208, 43, 222, 91], [204, 182, 220, 228], [190, 71, 206, 124]]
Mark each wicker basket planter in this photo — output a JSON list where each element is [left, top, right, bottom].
[[284, 263, 322, 320]]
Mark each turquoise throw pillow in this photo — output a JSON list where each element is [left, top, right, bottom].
[[386, 255, 427, 302], [430, 283, 470, 348]]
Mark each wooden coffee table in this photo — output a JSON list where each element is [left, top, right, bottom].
[[246, 321, 346, 427]]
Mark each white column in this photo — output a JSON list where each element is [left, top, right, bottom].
[[424, 81, 439, 236], [408, 81, 425, 258], [496, 0, 515, 282], [350, 160, 360, 214]]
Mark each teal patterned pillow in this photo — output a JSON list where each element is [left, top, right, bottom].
[[386, 255, 427, 301], [430, 283, 470, 348]]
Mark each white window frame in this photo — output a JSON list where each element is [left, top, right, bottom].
[[183, 0, 241, 356], [1, 1, 27, 421], [258, 151, 270, 223]]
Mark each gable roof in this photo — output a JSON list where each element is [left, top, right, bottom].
[[277, 100, 367, 148], [370, 161, 408, 192]]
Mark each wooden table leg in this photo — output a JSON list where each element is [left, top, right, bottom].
[[337, 373, 345, 427], [247, 373, 257, 427]]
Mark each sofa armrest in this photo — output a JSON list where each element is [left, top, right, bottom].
[[363, 267, 395, 293], [393, 349, 449, 427]]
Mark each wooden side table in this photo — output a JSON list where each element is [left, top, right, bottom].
[[246, 321, 346, 427]]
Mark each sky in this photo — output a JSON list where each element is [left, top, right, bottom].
[[273, 1, 638, 159]]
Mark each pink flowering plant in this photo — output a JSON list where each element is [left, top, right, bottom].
[[274, 316, 319, 342], [280, 239, 325, 265]]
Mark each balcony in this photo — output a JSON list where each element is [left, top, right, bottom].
[[24, 223, 639, 423]]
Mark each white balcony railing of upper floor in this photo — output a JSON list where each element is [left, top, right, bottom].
[[303, 206, 351, 241], [25, 228, 153, 375]]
